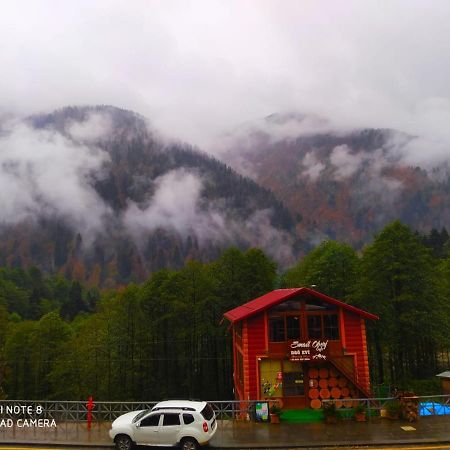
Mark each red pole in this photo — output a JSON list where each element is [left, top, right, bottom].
[[87, 396, 95, 430]]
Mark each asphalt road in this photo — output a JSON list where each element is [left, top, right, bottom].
[[1, 445, 450, 450]]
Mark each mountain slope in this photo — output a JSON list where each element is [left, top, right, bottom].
[[222, 114, 450, 247], [0, 106, 297, 286]]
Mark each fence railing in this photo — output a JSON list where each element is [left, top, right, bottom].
[[0, 400, 260, 422], [322, 394, 450, 420], [1, 395, 449, 422], [322, 396, 393, 420]]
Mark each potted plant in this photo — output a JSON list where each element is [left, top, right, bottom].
[[322, 401, 339, 424], [385, 399, 402, 420], [269, 404, 282, 424], [353, 403, 367, 422]]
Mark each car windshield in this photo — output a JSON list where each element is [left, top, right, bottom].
[[132, 409, 151, 423]]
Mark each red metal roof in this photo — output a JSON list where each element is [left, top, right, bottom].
[[223, 287, 379, 323]]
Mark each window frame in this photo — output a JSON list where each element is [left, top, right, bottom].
[[285, 314, 301, 340], [306, 313, 340, 340], [323, 313, 340, 340], [267, 299, 341, 343], [268, 315, 285, 342]]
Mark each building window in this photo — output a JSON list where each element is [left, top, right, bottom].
[[323, 314, 339, 339], [271, 300, 301, 312], [269, 316, 285, 342], [307, 314, 340, 340], [305, 298, 337, 311], [307, 315, 322, 338], [286, 315, 301, 340]]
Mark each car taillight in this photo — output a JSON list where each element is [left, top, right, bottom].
[[203, 421, 208, 432]]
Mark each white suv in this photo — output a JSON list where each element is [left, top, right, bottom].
[[109, 400, 217, 450]]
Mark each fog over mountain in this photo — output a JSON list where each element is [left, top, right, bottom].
[[0, 104, 449, 285], [0, 106, 297, 285], [1, 1, 450, 282], [220, 113, 450, 246]]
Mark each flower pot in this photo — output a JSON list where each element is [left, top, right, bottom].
[[355, 412, 366, 422], [270, 413, 280, 424]]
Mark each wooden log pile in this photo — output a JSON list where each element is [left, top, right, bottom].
[[398, 391, 419, 422], [307, 364, 363, 409]]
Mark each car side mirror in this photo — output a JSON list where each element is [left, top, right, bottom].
[[135, 422, 140, 428]]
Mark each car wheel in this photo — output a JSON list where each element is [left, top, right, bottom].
[[115, 434, 133, 450], [180, 437, 198, 450]]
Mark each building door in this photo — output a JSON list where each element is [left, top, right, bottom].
[[282, 360, 306, 408]]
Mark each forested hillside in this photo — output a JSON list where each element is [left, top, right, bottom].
[[2, 106, 449, 286], [0, 223, 449, 401], [0, 106, 296, 286], [223, 114, 450, 248], [0, 247, 277, 400]]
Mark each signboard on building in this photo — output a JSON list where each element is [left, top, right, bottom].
[[289, 340, 329, 361]]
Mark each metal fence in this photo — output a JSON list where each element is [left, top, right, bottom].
[[0, 399, 259, 422], [322, 394, 450, 420], [1, 396, 449, 422]]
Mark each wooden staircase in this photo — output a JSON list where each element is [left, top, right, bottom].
[[329, 357, 374, 400]]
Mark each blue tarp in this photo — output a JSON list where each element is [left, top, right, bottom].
[[419, 402, 450, 416]]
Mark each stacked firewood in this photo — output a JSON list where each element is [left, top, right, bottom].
[[307, 365, 362, 409], [398, 391, 419, 422]]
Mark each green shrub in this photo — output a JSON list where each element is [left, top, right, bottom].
[[385, 399, 402, 417], [270, 404, 282, 415]]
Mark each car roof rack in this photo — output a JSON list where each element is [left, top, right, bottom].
[[152, 407, 196, 411]]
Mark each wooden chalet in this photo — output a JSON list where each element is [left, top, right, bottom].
[[223, 287, 379, 409]]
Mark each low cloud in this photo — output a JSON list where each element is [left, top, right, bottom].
[[386, 133, 450, 174], [329, 145, 404, 200], [66, 112, 113, 143], [238, 113, 340, 143], [0, 121, 111, 235], [302, 152, 325, 181], [241, 209, 294, 263], [124, 168, 295, 264], [124, 169, 226, 242], [0, 116, 296, 267], [330, 145, 364, 179]]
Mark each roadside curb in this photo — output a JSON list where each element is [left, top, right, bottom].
[[210, 439, 450, 448], [0, 443, 112, 448], [1, 438, 450, 448]]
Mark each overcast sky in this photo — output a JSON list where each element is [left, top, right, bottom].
[[2, 0, 450, 151]]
